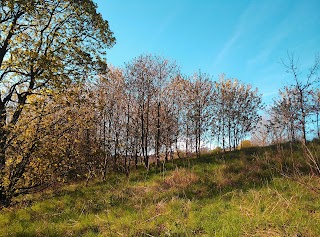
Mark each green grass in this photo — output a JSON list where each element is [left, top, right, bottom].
[[1, 143, 320, 236]]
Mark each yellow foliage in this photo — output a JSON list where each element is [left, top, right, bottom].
[[239, 140, 252, 149]]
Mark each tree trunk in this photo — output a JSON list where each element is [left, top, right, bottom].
[[197, 119, 201, 158], [222, 118, 225, 153], [0, 189, 10, 208], [317, 111, 319, 139], [134, 133, 139, 169], [102, 119, 108, 180], [114, 132, 119, 171], [135, 149, 138, 170], [228, 119, 231, 151], [186, 124, 189, 157], [0, 105, 10, 207], [156, 101, 161, 167], [0, 104, 6, 171], [144, 97, 150, 170], [299, 90, 307, 144], [175, 137, 181, 159], [125, 102, 130, 174]]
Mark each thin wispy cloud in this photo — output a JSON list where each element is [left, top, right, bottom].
[[246, 28, 291, 69], [212, 31, 241, 69], [262, 90, 278, 98], [212, 1, 274, 70], [212, 2, 257, 69], [150, 3, 184, 48], [151, 11, 178, 44]]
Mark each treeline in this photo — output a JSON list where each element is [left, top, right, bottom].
[[0, 52, 264, 206], [94, 55, 263, 170]]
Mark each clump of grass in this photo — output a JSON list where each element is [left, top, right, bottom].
[[162, 168, 199, 189]]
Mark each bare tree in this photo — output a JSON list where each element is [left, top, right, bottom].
[[269, 86, 301, 142], [124, 55, 157, 169], [186, 72, 213, 158], [311, 89, 320, 139], [152, 57, 179, 166], [281, 52, 320, 144], [212, 75, 263, 151]]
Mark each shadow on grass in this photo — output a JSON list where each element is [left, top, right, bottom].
[[158, 141, 320, 202]]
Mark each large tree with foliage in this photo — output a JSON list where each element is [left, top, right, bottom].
[[0, 0, 115, 207]]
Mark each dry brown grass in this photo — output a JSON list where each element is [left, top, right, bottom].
[[162, 168, 199, 189]]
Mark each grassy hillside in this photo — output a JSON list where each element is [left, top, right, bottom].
[[1, 142, 319, 236]]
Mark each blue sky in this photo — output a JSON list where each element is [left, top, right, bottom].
[[94, 0, 320, 105]]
